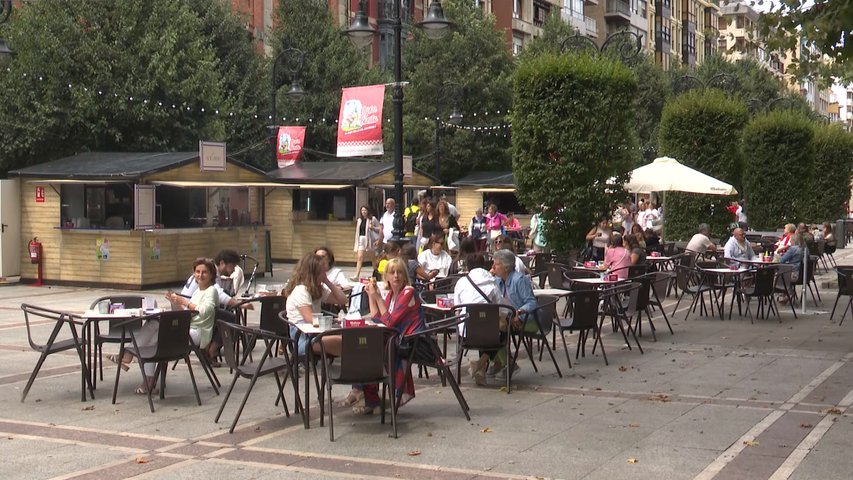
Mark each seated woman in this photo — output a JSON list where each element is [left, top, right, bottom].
[[418, 233, 453, 279], [449, 236, 477, 275], [283, 253, 348, 358], [625, 234, 647, 265], [111, 257, 218, 394], [339, 258, 423, 415], [604, 233, 632, 280], [823, 222, 837, 255], [644, 228, 662, 253], [401, 243, 435, 284]]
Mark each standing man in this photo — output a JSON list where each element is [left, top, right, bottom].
[[403, 192, 423, 241], [379, 197, 396, 245]]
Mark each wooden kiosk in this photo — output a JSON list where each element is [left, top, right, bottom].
[[266, 161, 437, 263], [10, 151, 283, 289]]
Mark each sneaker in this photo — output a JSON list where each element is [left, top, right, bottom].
[[494, 361, 521, 382]]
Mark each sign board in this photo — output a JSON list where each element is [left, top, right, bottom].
[[199, 141, 226, 172], [403, 155, 412, 179], [35, 186, 45, 203]]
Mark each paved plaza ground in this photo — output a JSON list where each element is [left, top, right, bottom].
[[2, 252, 853, 479]]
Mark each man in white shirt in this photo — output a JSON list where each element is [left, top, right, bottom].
[[723, 227, 756, 262], [378, 197, 396, 244], [686, 223, 717, 254]]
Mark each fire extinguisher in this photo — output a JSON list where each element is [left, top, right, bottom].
[[28, 238, 41, 264]]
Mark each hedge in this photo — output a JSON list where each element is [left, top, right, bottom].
[[742, 111, 814, 230], [657, 89, 748, 240], [800, 124, 853, 223], [511, 53, 639, 251]]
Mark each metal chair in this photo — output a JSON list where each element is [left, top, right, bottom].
[[831, 267, 853, 324], [741, 267, 780, 323], [314, 326, 398, 441], [510, 295, 563, 378], [454, 303, 516, 393], [553, 289, 602, 366], [214, 321, 300, 433], [111, 310, 201, 413], [20, 304, 93, 402]]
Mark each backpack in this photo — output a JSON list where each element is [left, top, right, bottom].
[[404, 208, 418, 235]]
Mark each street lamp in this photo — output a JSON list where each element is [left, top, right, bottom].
[[0, 0, 14, 59], [269, 47, 307, 165], [343, 0, 453, 242], [433, 80, 463, 180]]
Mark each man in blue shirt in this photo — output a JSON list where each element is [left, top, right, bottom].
[[489, 249, 538, 380]]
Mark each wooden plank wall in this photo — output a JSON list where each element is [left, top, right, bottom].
[[145, 162, 268, 182]]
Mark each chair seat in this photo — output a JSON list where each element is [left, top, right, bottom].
[[235, 356, 291, 378], [556, 317, 575, 330], [38, 337, 81, 354], [325, 362, 388, 385]]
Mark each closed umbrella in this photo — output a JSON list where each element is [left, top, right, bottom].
[[625, 156, 737, 196]]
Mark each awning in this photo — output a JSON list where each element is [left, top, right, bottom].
[[26, 179, 130, 184], [290, 184, 351, 190], [150, 180, 294, 188], [475, 187, 516, 193]]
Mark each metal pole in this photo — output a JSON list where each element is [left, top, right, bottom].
[[434, 114, 441, 179], [801, 246, 808, 314], [391, 0, 405, 242]]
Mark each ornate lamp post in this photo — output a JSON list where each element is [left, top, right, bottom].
[[0, 0, 14, 58], [433, 80, 463, 180], [672, 72, 738, 95], [343, 0, 453, 242], [269, 47, 307, 165]]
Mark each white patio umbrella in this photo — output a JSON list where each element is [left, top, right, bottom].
[[624, 156, 737, 196]]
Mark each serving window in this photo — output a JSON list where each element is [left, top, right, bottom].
[[61, 183, 134, 229]]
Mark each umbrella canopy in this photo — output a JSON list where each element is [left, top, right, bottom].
[[624, 156, 737, 196]]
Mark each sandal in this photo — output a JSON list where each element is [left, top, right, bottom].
[[335, 389, 364, 408], [135, 384, 158, 395], [352, 405, 375, 415], [107, 354, 131, 371]]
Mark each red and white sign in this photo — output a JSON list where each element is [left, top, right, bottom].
[[276, 126, 306, 168], [336, 84, 385, 157], [35, 186, 45, 203]]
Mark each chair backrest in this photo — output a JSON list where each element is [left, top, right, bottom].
[[257, 295, 288, 334], [566, 289, 600, 330], [627, 276, 652, 312], [836, 267, 853, 295], [531, 295, 558, 334], [335, 326, 396, 382], [751, 267, 777, 296], [149, 310, 194, 361], [695, 260, 720, 270], [530, 253, 553, 276], [650, 271, 670, 301], [457, 303, 514, 349], [627, 264, 650, 279], [218, 319, 242, 370], [679, 251, 698, 268], [89, 295, 145, 310], [675, 265, 700, 291], [546, 263, 569, 289], [20, 303, 77, 351]]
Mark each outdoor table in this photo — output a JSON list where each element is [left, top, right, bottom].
[[534, 288, 572, 297], [571, 277, 625, 287], [697, 267, 750, 320], [733, 258, 778, 269], [646, 255, 675, 270]]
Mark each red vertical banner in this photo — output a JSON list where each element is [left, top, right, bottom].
[[35, 186, 45, 203], [336, 84, 385, 157], [276, 126, 306, 168]]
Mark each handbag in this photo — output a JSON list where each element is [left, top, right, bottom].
[[397, 336, 436, 364]]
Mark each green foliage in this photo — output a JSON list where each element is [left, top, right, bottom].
[[758, 0, 853, 85], [271, 0, 381, 168], [742, 110, 815, 230], [403, 0, 514, 183], [0, 0, 265, 173], [658, 89, 749, 240], [512, 53, 639, 252], [630, 55, 670, 162], [520, 10, 577, 58], [800, 124, 853, 223]]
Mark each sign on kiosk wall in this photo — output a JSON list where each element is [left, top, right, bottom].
[[336, 84, 385, 157], [276, 126, 306, 168], [35, 186, 45, 203]]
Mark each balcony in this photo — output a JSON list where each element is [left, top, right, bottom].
[[605, 0, 631, 21], [585, 0, 599, 5]]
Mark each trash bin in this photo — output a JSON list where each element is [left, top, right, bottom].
[[838, 219, 848, 249]]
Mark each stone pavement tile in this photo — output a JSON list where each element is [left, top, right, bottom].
[[721, 356, 837, 402], [640, 404, 771, 450], [800, 362, 853, 406], [0, 438, 131, 479], [788, 416, 853, 480], [581, 443, 719, 480], [590, 398, 696, 430], [742, 411, 819, 458]]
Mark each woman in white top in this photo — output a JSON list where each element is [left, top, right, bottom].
[[417, 233, 453, 278], [314, 246, 349, 289], [352, 205, 380, 280], [284, 253, 347, 356]]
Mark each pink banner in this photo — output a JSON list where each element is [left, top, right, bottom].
[[336, 84, 385, 157], [276, 126, 306, 167]]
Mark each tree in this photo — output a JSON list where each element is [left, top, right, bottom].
[[0, 0, 266, 174], [658, 90, 749, 240], [800, 124, 853, 223], [512, 53, 639, 252], [402, 0, 514, 183], [741, 110, 814, 229], [757, 0, 853, 85], [270, 0, 382, 168]]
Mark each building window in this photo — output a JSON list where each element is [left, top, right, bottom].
[[512, 33, 524, 56], [513, 0, 522, 19], [292, 188, 355, 221], [533, 1, 549, 27]]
